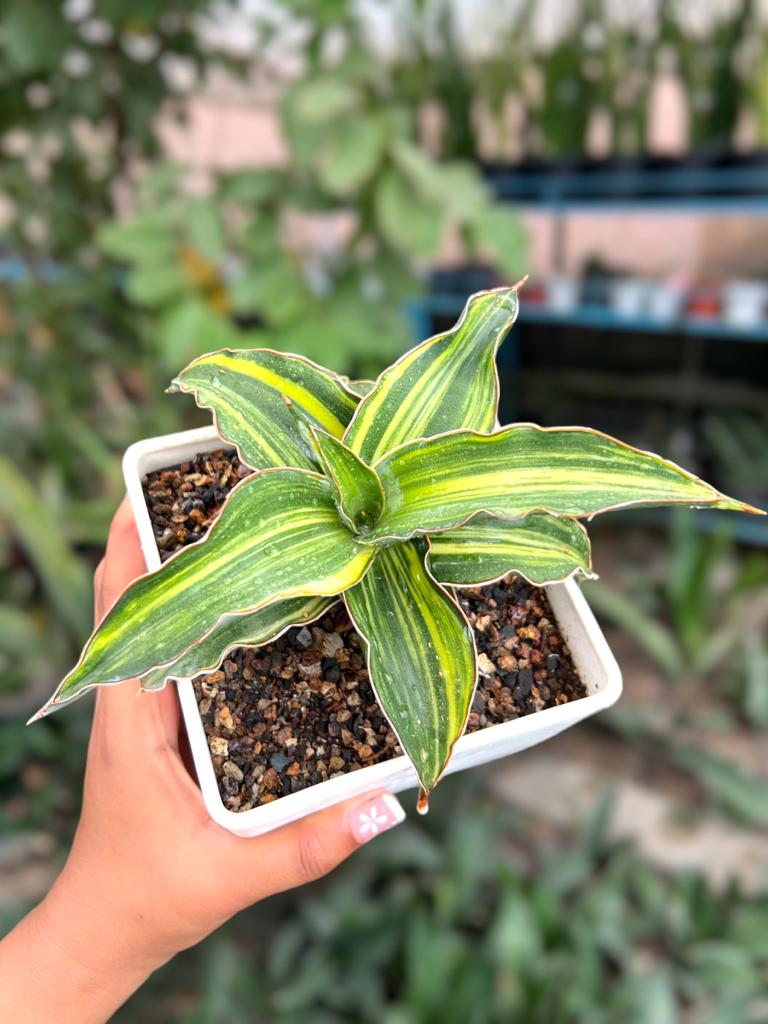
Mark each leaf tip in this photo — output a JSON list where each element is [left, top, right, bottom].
[[26, 702, 53, 725], [718, 496, 766, 516]]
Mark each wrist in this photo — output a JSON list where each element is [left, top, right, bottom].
[[0, 892, 160, 1024], [41, 861, 171, 979], [0, 870, 169, 1024]]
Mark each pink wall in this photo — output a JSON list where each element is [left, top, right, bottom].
[[158, 97, 768, 282]]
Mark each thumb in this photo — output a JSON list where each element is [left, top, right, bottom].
[[224, 790, 406, 902]]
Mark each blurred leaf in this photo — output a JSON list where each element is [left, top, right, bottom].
[[731, 905, 768, 956], [581, 790, 616, 859], [288, 76, 362, 124], [686, 941, 760, 997], [471, 204, 528, 280], [0, 719, 61, 777], [375, 171, 443, 261], [0, 606, 39, 658], [490, 887, 541, 971], [671, 746, 768, 828], [219, 169, 283, 204], [404, 909, 464, 1018], [436, 164, 491, 220], [582, 581, 684, 677], [248, 258, 311, 328], [620, 970, 679, 1024], [136, 164, 188, 206], [157, 298, 239, 370], [97, 210, 176, 263], [740, 638, 768, 729], [186, 201, 227, 264], [666, 510, 725, 662], [391, 139, 446, 198], [126, 263, 188, 308], [317, 114, 390, 196], [0, 455, 90, 640], [2, 0, 65, 74]]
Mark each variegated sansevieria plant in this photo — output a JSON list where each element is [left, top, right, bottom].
[[33, 286, 763, 809]]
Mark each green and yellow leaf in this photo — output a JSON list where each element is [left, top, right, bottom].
[[169, 348, 361, 471], [367, 425, 763, 543], [38, 470, 373, 714], [344, 540, 477, 796], [428, 513, 593, 586], [311, 429, 384, 534], [343, 286, 520, 464], [140, 596, 335, 690]]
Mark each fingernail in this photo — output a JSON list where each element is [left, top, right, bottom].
[[349, 793, 405, 845]]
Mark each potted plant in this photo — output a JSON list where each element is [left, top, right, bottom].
[[31, 286, 762, 836]]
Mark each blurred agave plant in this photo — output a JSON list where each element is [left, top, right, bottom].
[[33, 286, 762, 805]]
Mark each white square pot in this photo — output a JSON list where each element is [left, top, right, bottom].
[[546, 275, 580, 314], [723, 280, 768, 329], [609, 278, 650, 319], [124, 426, 623, 837]]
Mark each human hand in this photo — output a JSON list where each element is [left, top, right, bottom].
[[0, 498, 404, 1024]]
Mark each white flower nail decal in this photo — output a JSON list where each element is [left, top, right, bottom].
[[357, 804, 390, 836], [351, 793, 405, 843]]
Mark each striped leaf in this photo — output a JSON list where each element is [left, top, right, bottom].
[[343, 286, 519, 464], [344, 540, 477, 796], [169, 348, 361, 470], [368, 426, 761, 543], [40, 470, 373, 713], [428, 513, 593, 586], [312, 429, 384, 534], [140, 596, 335, 690]]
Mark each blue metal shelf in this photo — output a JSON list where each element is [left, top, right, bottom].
[[485, 160, 768, 214], [516, 198, 768, 214]]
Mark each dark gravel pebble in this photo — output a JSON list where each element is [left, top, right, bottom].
[[143, 450, 587, 812]]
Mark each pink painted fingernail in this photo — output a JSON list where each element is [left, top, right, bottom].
[[350, 793, 405, 844]]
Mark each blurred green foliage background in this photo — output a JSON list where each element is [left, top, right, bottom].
[[1, 1, 767, 1021]]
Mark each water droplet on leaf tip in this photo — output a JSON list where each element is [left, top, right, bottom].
[[416, 789, 430, 815]]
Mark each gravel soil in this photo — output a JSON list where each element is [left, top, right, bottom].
[[143, 449, 587, 812]]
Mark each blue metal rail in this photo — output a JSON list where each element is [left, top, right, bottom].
[[485, 160, 768, 213]]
